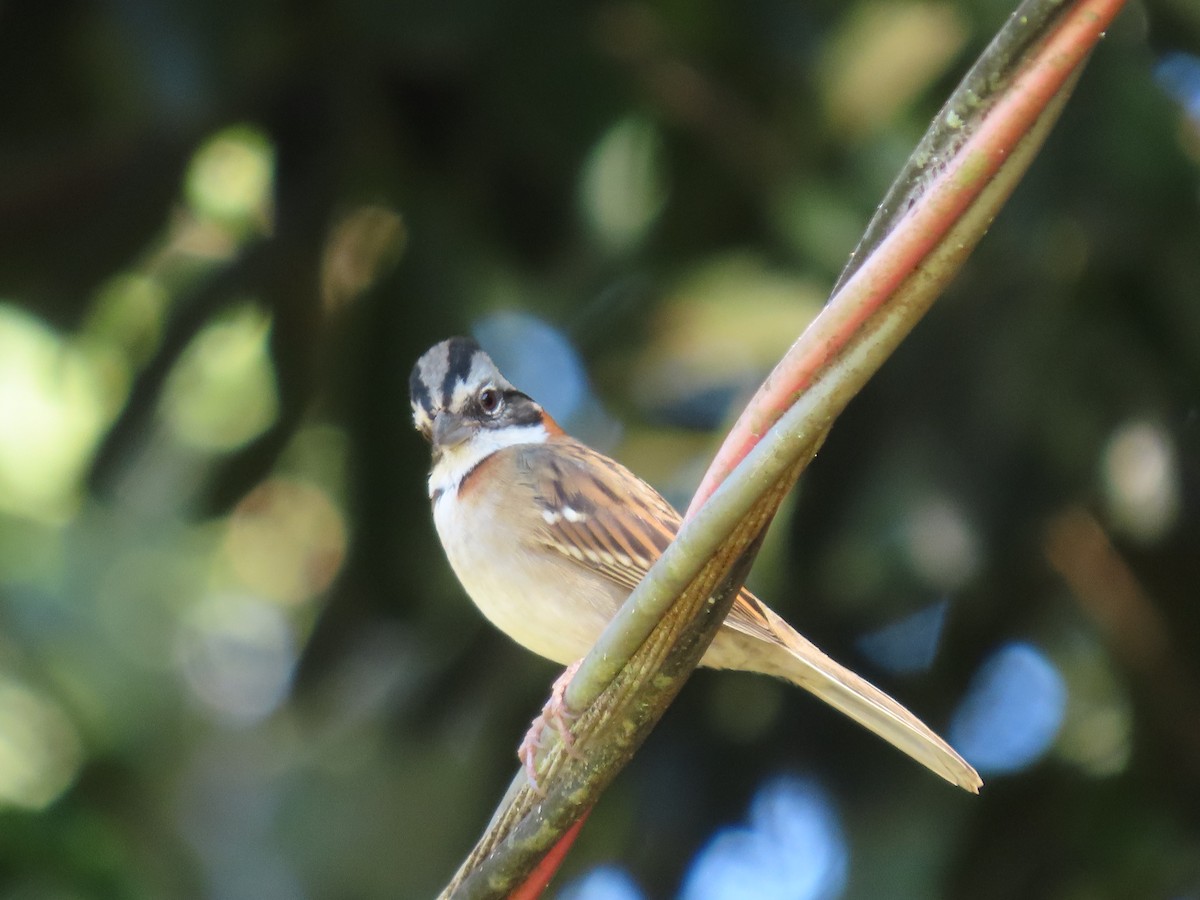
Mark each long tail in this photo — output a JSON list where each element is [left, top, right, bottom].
[[757, 607, 981, 793]]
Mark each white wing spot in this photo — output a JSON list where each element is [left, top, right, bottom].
[[541, 509, 562, 524], [563, 507, 588, 523]]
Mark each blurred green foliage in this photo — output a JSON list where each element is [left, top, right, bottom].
[[0, 0, 1198, 897]]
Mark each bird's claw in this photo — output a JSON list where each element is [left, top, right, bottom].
[[518, 660, 584, 795]]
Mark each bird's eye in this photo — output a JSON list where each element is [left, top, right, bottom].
[[479, 387, 502, 415]]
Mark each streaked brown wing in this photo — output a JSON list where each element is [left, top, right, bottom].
[[519, 438, 779, 645], [511, 443, 982, 793]]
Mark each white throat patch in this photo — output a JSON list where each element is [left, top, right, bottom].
[[428, 422, 550, 498]]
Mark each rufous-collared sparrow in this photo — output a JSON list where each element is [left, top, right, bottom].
[[410, 336, 981, 792]]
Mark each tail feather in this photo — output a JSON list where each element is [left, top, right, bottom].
[[760, 609, 981, 793]]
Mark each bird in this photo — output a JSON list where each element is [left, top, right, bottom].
[[410, 336, 981, 793]]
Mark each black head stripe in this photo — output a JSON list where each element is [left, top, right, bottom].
[[441, 337, 482, 407], [500, 391, 544, 428], [408, 363, 433, 416], [410, 335, 484, 418], [410, 336, 536, 443]]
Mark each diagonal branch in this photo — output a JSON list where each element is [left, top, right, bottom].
[[689, 0, 1124, 511], [440, 0, 1128, 895]]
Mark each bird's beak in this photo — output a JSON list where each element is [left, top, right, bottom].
[[432, 411, 476, 450]]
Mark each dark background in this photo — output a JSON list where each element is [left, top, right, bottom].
[[0, 1, 1198, 897]]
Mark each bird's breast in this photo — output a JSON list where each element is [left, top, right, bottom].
[[432, 476, 623, 666]]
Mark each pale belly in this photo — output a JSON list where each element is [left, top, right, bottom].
[[433, 490, 623, 665], [431, 487, 784, 675]]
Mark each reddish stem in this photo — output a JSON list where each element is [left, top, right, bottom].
[[508, 811, 591, 900], [686, 0, 1127, 517], [508, 0, 1126, 895]]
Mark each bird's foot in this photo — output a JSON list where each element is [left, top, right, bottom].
[[518, 660, 584, 794]]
